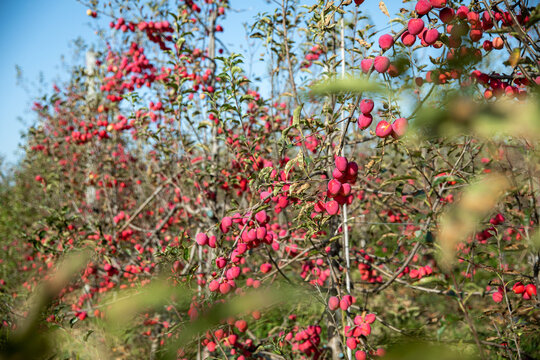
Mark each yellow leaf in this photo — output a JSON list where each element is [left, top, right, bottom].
[[437, 174, 510, 270], [379, 1, 390, 17], [508, 48, 520, 68]]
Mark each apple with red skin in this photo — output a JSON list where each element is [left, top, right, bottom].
[[392, 118, 408, 138], [415, 0, 432, 16], [335, 156, 348, 172], [408, 18, 425, 35], [401, 31, 416, 47], [439, 7, 455, 24], [373, 56, 390, 73], [456, 5, 469, 19], [196, 233, 208, 245], [360, 99, 374, 114], [328, 296, 339, 310], [375, 120, 393, 138], [355, 350, 367, 360], [358, 114, 373, 130], [423, 29, 439, 45], [378, 34, 394, 50], [360, 58, 373, 73], [492, 37, 504, 49], [326, 200, 339, 215], [327, 179, 342, 196], [430, 0, 446, 8]]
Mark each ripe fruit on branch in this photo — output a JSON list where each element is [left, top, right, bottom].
[[361, 58, 373, 73], [378, 34, 394, 50], [401, 31, 417, 47], [355, 350, 367, 360], [408, 18, 425, 36], [346, 337, 358, 350], [373, 56, 390, 73], [335, 156, 348, 172], [327, 179, 343, 196], [260, 263, 272, 273], [492, 37, 504, 50], [391, 118, 408, 138], [439, 7, 455, 24], [375, 120, 392, 138], [328, 296, 339, 311], [326, 200, 339, 215], [430, 0, 446, 8], [196, 233, 208, 246], [255, 210, 268, 224], [358, 114, 373, 130], [339, 294, 355, 310], [220, 216, 233, 233], [415, 0, 432, 16], [360, 99, 374, 114], [235, 319, 248, 332], [456, 5, 469, 19], [423, 29, 439, 45]]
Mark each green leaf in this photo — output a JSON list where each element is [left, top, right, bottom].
[[293, 104, 303, 127], [412, 276, 446, 286], [381, 175, 417, 186], [310, 76, 385, 96], [83, 330, 94, 342], [284, 155, 299, 175]]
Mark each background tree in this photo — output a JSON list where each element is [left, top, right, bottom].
[[0, 0, 539, 359]]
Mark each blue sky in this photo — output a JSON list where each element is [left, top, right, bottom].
[[0, 0, 95, 165], [0, 0, 400, 166]]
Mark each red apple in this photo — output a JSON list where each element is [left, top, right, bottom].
[[375, 120, 392, 138]]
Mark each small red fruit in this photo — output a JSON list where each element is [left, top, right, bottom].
[[525, 284, 537, 297], [467, 11, 479, 25], [235, 319, 248, 332], [346, 162, 359, 177], [469, 29, 483, 42], [326, 200, 339, 215], [430, 0, 446, 8], [209, 280, 220, 292], [492, 37, 504, 49], [415, 0, 432, 16], [335, 156, 348, 172], [360, 99, 374, 114], [456, 5, 469, 20], [339, 294, 354, 310], [196, 233, 208, 246], [439, 7, 455, 24], [358, 114, 373, 129], [346, 337, 358, 350], [332, 168, 346, 181], [408, 18, 425, 35], [423, 28, 439, 45], [260, 263, 272, 273], [401, 31, 416, 47], [328, 179, 343, 196], [378, 34, 394, 50], [255, 210, 268, 224], [492, 291, 503, 303], [391, 118, 408, 138], [373, 56, 390, 73], [355, 350, 367, 360], [375, 120, 392, 138], [220, 216, 233, 233], [360, 58, 373, 73], [512, 282, 524, 294], [328, 296, 339, 311]]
